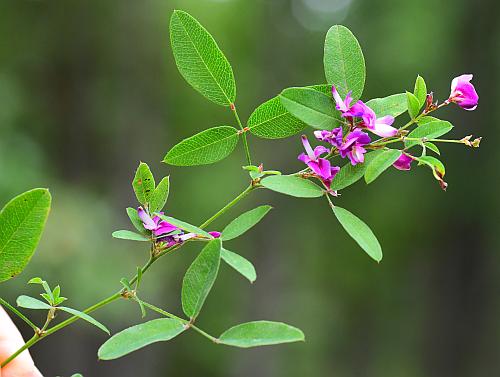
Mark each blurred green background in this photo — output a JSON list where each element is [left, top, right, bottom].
[[0, 0, 498, 376]]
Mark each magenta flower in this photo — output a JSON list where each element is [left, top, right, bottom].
[[448, 74, 478, 111], [338, 130, 371, 165], [314, 127, 343, 148], [393, 153, 413, 171], [137, 207, 178, 236], [298, 135, 340, 186], [355, 101, 398, 137], [332, 85, 353, 113]]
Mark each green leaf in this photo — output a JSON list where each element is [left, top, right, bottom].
[[28, 277, 44, 285], [132, 162, 155, 206], [221, 248, 256, 283], [98, 318, 185, 360], [414, 155, 447, 190], [365, 94, 408, 118], [248, 96, 306, 139], [126, 207, 147, 234], [330, 151, 382, 190], [331, 206, 382, 262], [182, 239, 221, 319], [414, 75, 427, 106], [0, 188, 51, 283], [16, 295, 52, 310], [280, 87, 342, 130], [163, 126, 239, 166], [221, 205, 272, 241], [59, 306, 109, 334], [156, 214, 212, 239], [149, 177, 170, 213], [406, 91, 421, 119], [324, 25, 366, 100], [424, 142, 440, 155], [112, 230, 150, 242], [170, 10, 236, 106], [261, 175, 324, 198], [364, 149, 402, 184], [406, 118, 453, 148], [218, 321, 305, 348]]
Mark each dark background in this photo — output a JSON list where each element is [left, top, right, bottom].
[[1, 0, 498, 376]]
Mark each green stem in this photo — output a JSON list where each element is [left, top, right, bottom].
[[231, 104, 252, 165], [141, 301, 218, 343], [2, 183, 257, 367], [199, 184, 255, 229], [0, 297, 38, 332], [0, 335, 38, 368]]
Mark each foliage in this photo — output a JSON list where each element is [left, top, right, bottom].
[[0, 8, 481, 374]]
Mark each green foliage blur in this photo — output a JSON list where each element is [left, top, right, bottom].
[[0, 0, 498, 376]]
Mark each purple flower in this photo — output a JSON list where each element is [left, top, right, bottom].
[[354, 101, 398, 137], [448, 74, 478, 111], [338, 130, 371, 165], [298, 135, 340, 186], [208, 231, 221, 238], [393, 153, 413, 171], [332, 85, 354, 113], [314, 127, 343, 147], [137, 207, 178, 236]]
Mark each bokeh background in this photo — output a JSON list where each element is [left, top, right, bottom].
[[1, 0, 498, 376]]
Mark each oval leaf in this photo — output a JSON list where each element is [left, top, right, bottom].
[[0, 189, 51, 283], [221, 248, 256, 283], [331, 150, 382, 190], [149, 177, 170, 213], [218, 321, 305, 348], [132, 162, 155, 206], [59, 306, 109, 334], [221, 205, 272, 241], [98, 318, 185, 360], [163, 126, 239, 166], [406, 118, 453, 148], [365, 94, 408, 118], [248, 96, 306, 139], [406, 91, 421, 119], [16, 295, 52, 310], [414, 75, 427, 106], [261, 175, 324, 198], [280, 87, 342, 130], [364, 149, 402, 184], [126, 207, 148, 234], [112, 230, 150, 242], [170, 10, 236, 106], [332, 206, 382, 262], [324, 25, 366, 100], [182, 238, 221, 319]]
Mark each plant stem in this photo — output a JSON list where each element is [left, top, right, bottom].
[[231, 104, 252, 165], [141, 301, 218, 343], [2, 183, 256, 367], [199, 184, 255, 229], [0, 297, 38, 332], [0, 335, 39, 368]]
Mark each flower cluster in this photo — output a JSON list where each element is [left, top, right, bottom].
[[137, 207, 220, 247], [298, 75, 479, 186]]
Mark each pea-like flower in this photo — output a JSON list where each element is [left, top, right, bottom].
[[356, 101, 398, 137], [137, 207, 178, 236], [448, 74, 478, 111], [393, 153, 413, 171], [298, 135, 340, 187], [332, 85, 354, 113], [314, 127, 343, 147], [338, 130, 371, 165]]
